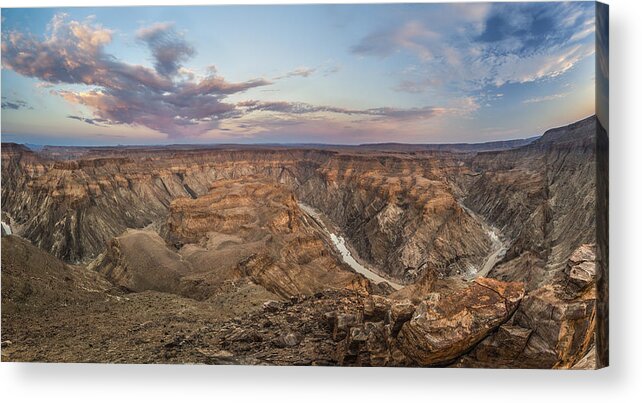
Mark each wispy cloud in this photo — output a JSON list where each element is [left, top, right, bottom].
[[237, 100, 446, 121], [354, 2, 595, 96], [67, 114, 110, 126], [274, 63, 340, 80], [522, 92, 570, 104], [1, 98, 31, 110], [394, 78, 438, 94], [321, 64, 341, 76], [274, 66, 316, 79], [352, 21, 440, 61]]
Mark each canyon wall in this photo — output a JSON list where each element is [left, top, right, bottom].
[[1, 144, 493, 282], [1, 116, 606, 367]]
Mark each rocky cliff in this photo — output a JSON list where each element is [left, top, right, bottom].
[[0, 116, 607, 368], [89, 178, 370, 300], [1, 145, 492, 281]]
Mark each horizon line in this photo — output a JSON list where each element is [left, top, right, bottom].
[[0, 114, 596, 149]]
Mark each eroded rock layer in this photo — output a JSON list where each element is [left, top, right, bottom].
[[1, 116, 607, 368], [91, 179, 370, 299]]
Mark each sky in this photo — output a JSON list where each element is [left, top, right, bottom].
[[1, 2, 598, 145]]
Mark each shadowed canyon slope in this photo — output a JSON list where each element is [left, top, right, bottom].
[[1, 116, 607, 368]]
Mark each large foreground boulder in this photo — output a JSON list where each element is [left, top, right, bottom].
[[333, 277, 525, 366], [396, 278, 524, 365], [459, 244, 599, 368]]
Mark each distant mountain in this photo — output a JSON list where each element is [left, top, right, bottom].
[[24, 143, 45, 151], [4, 135, 539, 157], [353, 136, 539, 153]]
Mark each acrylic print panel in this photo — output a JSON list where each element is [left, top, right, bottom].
[[0, 2, 608, 368]]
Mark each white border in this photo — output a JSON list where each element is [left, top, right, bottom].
[[2, 1, 641, 402]]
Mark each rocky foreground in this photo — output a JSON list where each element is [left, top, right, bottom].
[[0, 116, 607, 368]]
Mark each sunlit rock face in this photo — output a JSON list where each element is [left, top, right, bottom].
[[92, 178, 370, 300], [396, 278, 524, 366]]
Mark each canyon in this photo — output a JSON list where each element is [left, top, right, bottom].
[[0, 116, 608, 368]]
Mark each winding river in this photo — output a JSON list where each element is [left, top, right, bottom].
[[1, 221, 12, 235], [298, 202, 404, 290], [457, 201, 508, 280], [299, 199, 506, 288]]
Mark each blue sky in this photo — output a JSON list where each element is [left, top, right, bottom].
[[1, 2, 597, 145]]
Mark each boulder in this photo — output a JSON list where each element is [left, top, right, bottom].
[[262, 300, 283, 313], [397, 278, 524, 365], [337, 321, 392, 366], [467, 324, 533, 366], [332, 313, 362, 341], [561, 244, 598, 299], [363, 295, 391, 321], [465, 244, 599, 368], [273, 332, 301, 348], [388, 300, 415, 337], [512, 283, 596, 368]]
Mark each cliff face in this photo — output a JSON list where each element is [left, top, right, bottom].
[[90, 178, 370, 300], [456, 116, 598, 291], [295, 155, 492, 282], [4, 127, 595, 285], [1, 144, 492, 282], [0, 116, 605, 368], [0, 147, 330, 262]]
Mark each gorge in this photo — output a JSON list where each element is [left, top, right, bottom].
[[0, 116, 607, 368]]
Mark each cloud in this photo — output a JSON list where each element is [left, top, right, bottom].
[[178, 75, 271, 97], [394, 78, 438, 94], [136, 22, 195, 77], [569, 23, 596, 43], [350, 3, 492, 62], [2, 14, 172, 91], [274, 62, 341, 80], [236, 100, 445, 121], [492, 42, 595, 87], [1, 14, 449, 139], [352, 21, 440, 60], [353, 2, 596, 96], [67, 114, 110, 126], [476, 2, 587, 48], [522, 92, 570, 104], [274, 66, 316, 79], [35, 82, 55, 89], [322, 64, 341, 76], [1, 98, 31, 110], [1, 14, 271, 137]]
